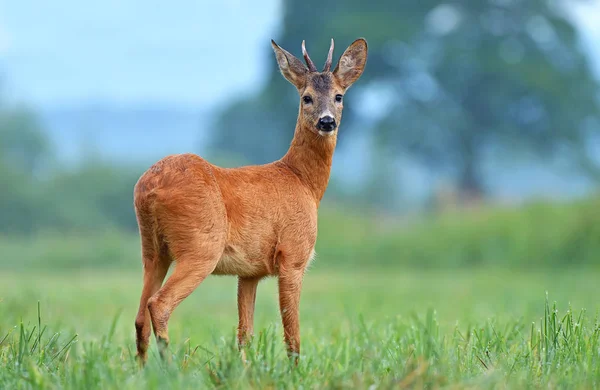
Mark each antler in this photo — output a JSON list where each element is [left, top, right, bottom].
[[323, 39, 334, 72], [301, 40, 317, 72]]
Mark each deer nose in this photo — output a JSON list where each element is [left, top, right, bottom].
[[317, 116, 336, 131]]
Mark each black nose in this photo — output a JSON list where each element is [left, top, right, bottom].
[[317, 116, 336, 131]]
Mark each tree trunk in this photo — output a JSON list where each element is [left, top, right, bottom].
[[457, 138, 485, 206]]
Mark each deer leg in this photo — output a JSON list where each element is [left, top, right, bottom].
[[147, 242, 222, 361], [237, 277, 260, 349], [278, 266, 305, 364], [134, 256, 169, 364], [134, 223, 171, 365]]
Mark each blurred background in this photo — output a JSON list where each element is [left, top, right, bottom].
[[3, 4, 600, 385], [1, 0, 600, 271]]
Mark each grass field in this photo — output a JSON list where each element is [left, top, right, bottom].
[[1, 268, 600, 389]]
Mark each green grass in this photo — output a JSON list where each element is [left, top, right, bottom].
[[1, 268, 600, 389]]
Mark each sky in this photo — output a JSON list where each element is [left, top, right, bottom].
[[0, 1, 599, 111], [570, 0, 600, 77], [0, 0, 281, 109]]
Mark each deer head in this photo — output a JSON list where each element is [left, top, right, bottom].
[[271, 38, 368, 137]]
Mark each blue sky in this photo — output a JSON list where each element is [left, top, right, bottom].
[[1, 0, 600, 111], [1, 1, 597, 111], [0, 0, 280, 109]]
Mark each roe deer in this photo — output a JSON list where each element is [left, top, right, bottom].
[[133, 38, 368, 364]]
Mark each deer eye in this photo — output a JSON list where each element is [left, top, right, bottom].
[[302, 95, 313, 104], [335, 94, 343, 103]]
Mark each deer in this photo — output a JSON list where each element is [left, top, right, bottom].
[[133, 37, 368, 365]]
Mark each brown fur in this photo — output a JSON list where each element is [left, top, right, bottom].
[[133, 38, 367, 364]]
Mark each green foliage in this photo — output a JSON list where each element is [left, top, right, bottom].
[[0, 231, 140, 271], [0, 103, 56, 234], [2, 197, 600, 271], [0, 94, 141, 234], [0, 105, 51, 176], [318, 197, 600, 269], [0, 162, 140, 235], [43, 164, 140, 232]]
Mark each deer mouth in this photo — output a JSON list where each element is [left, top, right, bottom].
[[318, 129, 336, 137]]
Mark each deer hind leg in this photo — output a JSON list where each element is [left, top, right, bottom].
[[147, 233, 224, 361], [134, 222, 170, 364]]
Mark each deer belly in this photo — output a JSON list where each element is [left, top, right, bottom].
[[212, 245, 268, 277]]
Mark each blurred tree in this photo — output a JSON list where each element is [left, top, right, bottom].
[[0, 83, 139, 234], [0, 86, 52, 233], [44, 162, 140, 232], [209, 0, 600, 202], [0, 107, 51, 176]]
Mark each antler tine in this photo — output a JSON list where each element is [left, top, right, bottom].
[[323, 39, 334, 72], [301, 40, 317, 72]]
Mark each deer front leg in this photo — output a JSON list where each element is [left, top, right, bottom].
[[278, 266, 305, 363], [237, 277, 260, 348]]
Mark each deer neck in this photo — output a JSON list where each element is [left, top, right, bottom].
[[281, 121, 337, 204]]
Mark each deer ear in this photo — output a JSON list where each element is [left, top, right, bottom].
[[271, 40, 308, 90], [333, 38, 368, 90]]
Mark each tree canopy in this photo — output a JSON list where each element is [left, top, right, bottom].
[[210, 0, 600, 200]]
